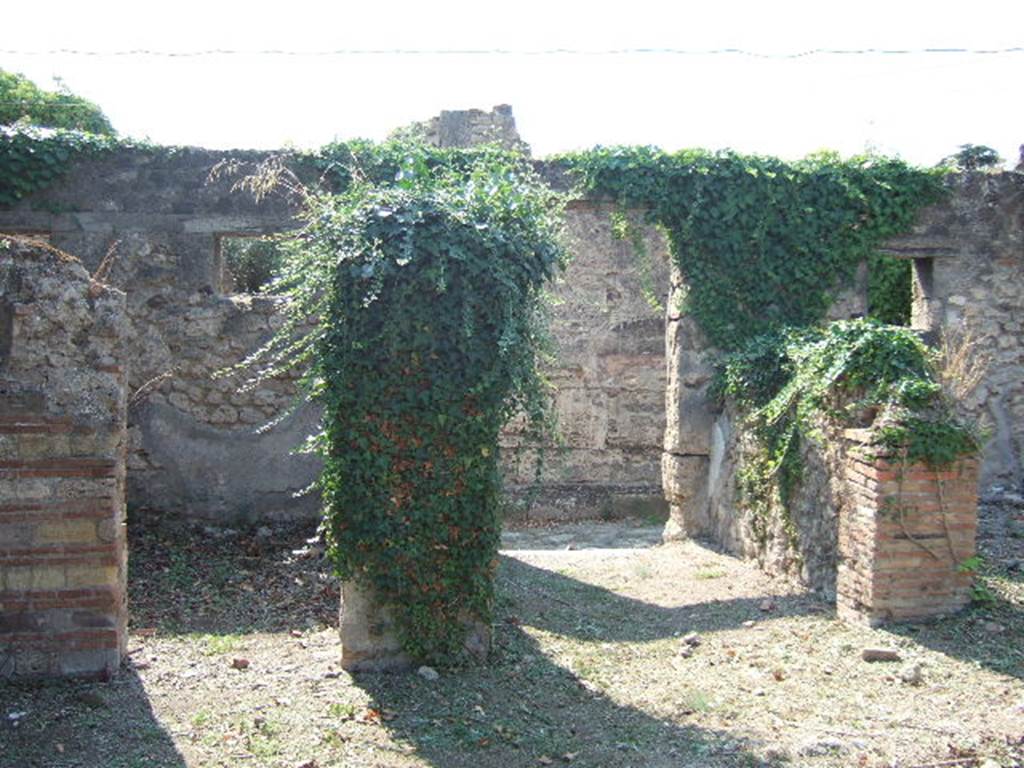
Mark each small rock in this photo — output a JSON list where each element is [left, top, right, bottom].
[[564, 543, 576, 551], [255, 526, 274, 539], [290, 630, 303, 638], [759, 599, 775, 612], [982, 621, 1006, 634], [752, 688, 766, 697], [232, 658, 250, 670], [677, 645, 694, 658], [861, 647, 901, 662], [683, 632, 701, 647], [898, 661, 924, 686], [294, 761, 319, 768], [797, 737, 848, 757], [1006, 559, 1022, 572], [7, 711, 27, 721], [417, 665, 439, 681], [742, 620, 756, 628]]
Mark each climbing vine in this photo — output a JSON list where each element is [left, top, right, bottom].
[[561, 146, 973, 538], [238, 141, 565, 661], [718, 320, 978, 539], [560, 146, 945, 348]]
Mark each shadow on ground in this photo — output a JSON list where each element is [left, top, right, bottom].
[[126, 511, 337, 636], [348, 554, 810, 768], [886, 568, 1024, 681], [0, 669, 187, 768]]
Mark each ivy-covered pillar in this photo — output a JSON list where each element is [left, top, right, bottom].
[[239, 147, 563, 671]]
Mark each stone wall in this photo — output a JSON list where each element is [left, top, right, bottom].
[[394, 104, 530, 154], [503, 202, 669, 521], [661, 172, 1021, 603], [887, 171, 1024, 487], [0, 237, 128, 678], [662, 261, 868, 594], [0, 137, 668, 523], [0, 147, 322, 521]]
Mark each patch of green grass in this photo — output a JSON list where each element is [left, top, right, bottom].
[[191, 708, 212, 728], [694, 568, 726, 580], [197, 633, 243, 655], [327, 701, 359, 719], [679, 689, 712, 714], [240, 716, 282, 759]]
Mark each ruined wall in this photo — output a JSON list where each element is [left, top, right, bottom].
[[394, 104, 530, 154], [0, 147, 321, 521], [0, 238, 128, 678], [0, 146, 668, 523], [503, 202, 669, 520], [838, 430, 978, 625], [661, 172, 1020, 596], [662, 261, 868, 593], [888, 171, 1024, 487]]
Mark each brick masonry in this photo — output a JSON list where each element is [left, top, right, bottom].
[[837, 430, 978, 625], [0, 238, 128, 679]]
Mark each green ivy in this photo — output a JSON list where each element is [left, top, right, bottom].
[[867, 253, 912, 325], [222, 236, 285, 293], [719, 320, 978, 533], [559, 146, 946, 349], [0, 125, 122, 207], [240, 140, 565, 662], [559, 146, 961, 540]]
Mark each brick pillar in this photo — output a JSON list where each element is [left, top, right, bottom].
[[0, 239, 128, 679], [838, 429, 978, 625]]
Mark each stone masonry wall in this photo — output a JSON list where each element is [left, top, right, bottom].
[[0, 139, 668, 523], [661, 173, 1018, 603], [502, 202, 669, 521], [886, 171, 1024, 487], [0, 237, 128, 678], [0, 147, 321, 522], [662, 261, 868, 595]]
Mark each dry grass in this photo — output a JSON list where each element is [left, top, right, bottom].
[[938, 322, 990, 404], [2, 512, 1022, 768]]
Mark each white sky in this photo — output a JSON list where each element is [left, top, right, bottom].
[[3, 0, 1022, 165]]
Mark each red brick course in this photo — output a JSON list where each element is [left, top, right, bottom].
[[837, 431, 978, 625]]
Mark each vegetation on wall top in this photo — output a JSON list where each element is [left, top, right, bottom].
[[0, 125, 123, 207], [234, 140, 566, 661], [561, 145, 975, 544], [559, 145, 946, 348]]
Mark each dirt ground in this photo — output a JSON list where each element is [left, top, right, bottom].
[[2, 499, 1022, 768]]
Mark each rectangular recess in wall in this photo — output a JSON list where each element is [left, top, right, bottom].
[[215, 234, 285, 295], [911, 257, 936, 332]]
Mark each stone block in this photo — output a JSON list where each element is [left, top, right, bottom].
[[339, 581, 490, 672], [664, 383, 716, 456], [65, 564, 118, 589], [661, 453, 710, 540]]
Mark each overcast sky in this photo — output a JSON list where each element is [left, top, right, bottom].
[[3, 0, 1022, 165]]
